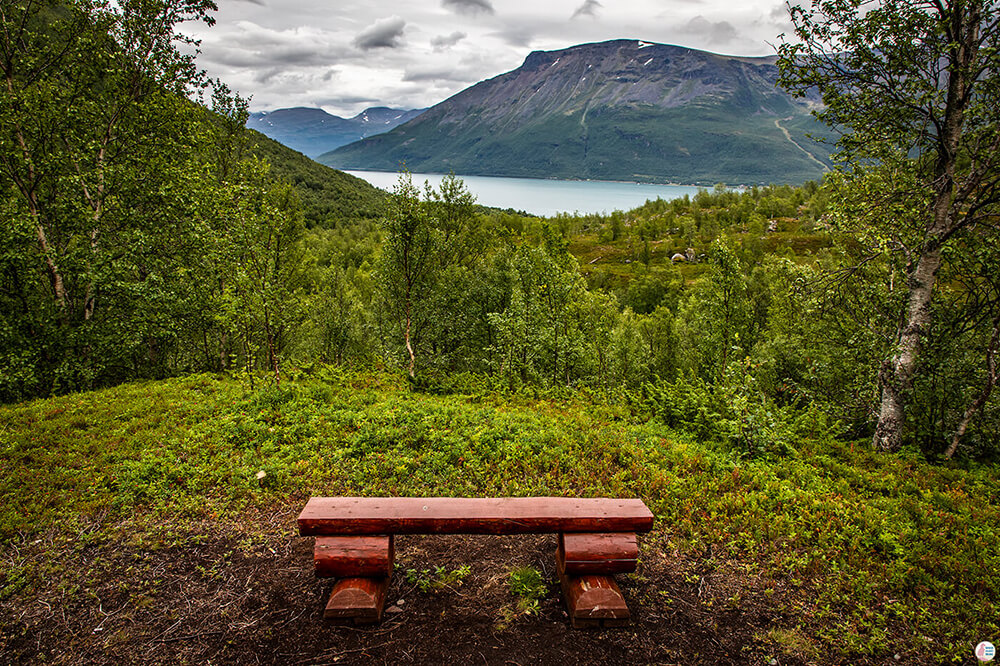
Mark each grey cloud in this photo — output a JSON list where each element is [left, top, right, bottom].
[[768, 3, 794, 31], [571, 0, 602, 19], [353, 15, 406, 49], [202, 45, 334, 68], [403, 50, 500, 85], [683, 16, 738, 45], [431, 31, 467, 50], [252, 67, 283, 84], [490, 26, 533, 48], [441, 0, 495, 16], [316, 94, 379, 107], [403, 66, 473, 83], [649, 0, 703, 19], [196, 21, 350, 69]]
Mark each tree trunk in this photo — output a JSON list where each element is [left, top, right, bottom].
[[263, 313, 280, 386], [243, 324, 255, 390], [34, 220, 68, 313], [872, 2, 974, 452], [405, 298, 415, 378], [872, 247, 943, 451], [219, 331, 229, 371]]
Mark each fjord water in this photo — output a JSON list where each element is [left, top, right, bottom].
[[344, 170, 704, 217]]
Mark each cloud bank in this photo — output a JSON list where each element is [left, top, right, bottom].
[[188, 0, 795, 116], [441, 0, 495, 16], [572, 0, 602, 19], [353, 16, 407, 49]]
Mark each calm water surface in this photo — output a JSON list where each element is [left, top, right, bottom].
[[344, 170, 704, 217]]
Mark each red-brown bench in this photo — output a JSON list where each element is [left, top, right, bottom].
[[297, 496, 655, 628]]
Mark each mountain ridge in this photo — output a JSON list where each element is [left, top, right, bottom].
[[247, 106, 424, 158], [319, 40, 832, 185]]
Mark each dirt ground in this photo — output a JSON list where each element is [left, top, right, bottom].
[[1, 507, 813, 665]]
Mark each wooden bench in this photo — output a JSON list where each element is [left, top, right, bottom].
[[297, 497, 654, 628]]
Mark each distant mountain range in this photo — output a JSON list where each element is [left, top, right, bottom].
[[246, 106, 425, 158], [318, 40, 834, 185]]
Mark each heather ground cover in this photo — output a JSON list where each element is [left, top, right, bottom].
[[2, 371, 997, 663]]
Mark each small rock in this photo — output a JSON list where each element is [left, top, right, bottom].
[[256, 470, 267, 481], [396, 599, 405, 606], [769, 660, 777, 666], [894, 655, 901, 661], [386, 605, 403, 614]]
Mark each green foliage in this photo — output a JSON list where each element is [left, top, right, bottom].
[[404, 564, 472, 592], [0, 2, 389, 402], [2, 372, 999, 660], [508, 566, 547, 615], [247, 132, 385, 227], [778, 0, 1000, 453], [638, 362, 827, 460], [214, 159, 311, 382], [376, 172, 464, 376], [0, 0, 221, 399]]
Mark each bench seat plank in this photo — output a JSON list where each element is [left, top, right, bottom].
[[298, 497, 654, 536]]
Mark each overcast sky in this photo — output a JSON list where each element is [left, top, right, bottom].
[[187, 0, 795, 117]]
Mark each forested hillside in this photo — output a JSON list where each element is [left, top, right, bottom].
[[5, 2, 993, 459], [248, 132, 385, 226], [0, 1, 382, 402]]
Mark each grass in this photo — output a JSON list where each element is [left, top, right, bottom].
[[1, 369, 998, 662]]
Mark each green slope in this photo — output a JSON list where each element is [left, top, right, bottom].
[[2, 373, 998, 662]]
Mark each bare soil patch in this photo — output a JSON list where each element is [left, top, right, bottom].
[[1, 507, 809, 665]]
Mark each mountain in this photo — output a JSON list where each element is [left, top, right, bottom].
[[247, 106, 425, 158], [318, 40, 834, 185]]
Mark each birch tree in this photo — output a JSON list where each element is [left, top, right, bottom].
[[778, 0, 1000, 451]]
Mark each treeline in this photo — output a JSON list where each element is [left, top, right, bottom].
[[287, 176, 997, 461], [2, 2, 997, 461], [0, 1, 348, 398]]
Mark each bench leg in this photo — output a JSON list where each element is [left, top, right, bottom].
[[557, 552, 631, 629], [315, 535, 394, 578], [324, 577, 389, 625]]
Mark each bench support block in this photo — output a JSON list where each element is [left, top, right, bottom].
[[557, 557, 630, 628], [324, 577, 389, 625], [558, 532, 638, 575], [315, 535, 394, 578]]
